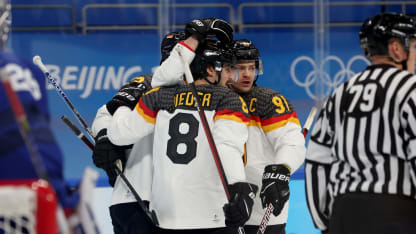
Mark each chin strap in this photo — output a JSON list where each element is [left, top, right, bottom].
[[203, 71, 220, 85]]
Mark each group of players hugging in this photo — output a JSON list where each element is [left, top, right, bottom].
[[90, 17, 306, 234]]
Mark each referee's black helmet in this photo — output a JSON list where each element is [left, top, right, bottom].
[[360, 12, 416, 58]]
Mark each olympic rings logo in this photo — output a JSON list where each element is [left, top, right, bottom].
[[290, 55, 370, 100]]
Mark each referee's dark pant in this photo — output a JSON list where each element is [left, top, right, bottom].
[[329, 193, 416, 234]]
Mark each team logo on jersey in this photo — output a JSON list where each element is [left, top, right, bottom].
[[290, 55, 370, 100]]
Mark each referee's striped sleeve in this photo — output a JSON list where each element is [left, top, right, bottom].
[[305, 160, 331, 231], [305, 97, 336, 231], [400, 90, 416, 187]]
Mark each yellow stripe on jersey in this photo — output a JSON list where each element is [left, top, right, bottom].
[[144, 87, 161, 95], [135, 99, 156, 124], [214, 114, 248, 125], [262, 116, 300, 133], [248, 115, 262, 128]]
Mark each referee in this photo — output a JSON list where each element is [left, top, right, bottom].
[[305, 12, 416, 234]]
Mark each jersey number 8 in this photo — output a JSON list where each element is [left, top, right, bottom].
[[166, 113, 199, 164]]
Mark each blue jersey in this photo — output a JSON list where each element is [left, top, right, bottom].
[[0, 51, 79, 209]]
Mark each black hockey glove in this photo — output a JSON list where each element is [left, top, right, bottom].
[[260, 164, 291, 217], [185, 17, 234, 44], [106, 80, 148, 115], [223, 182, 258, 227], [92, 129, 126, 187]]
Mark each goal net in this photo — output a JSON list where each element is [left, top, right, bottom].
[[0, 179, 58, 234]]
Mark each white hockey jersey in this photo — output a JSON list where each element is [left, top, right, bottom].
[[240, 86, 306, 226], [108, 84, 250, 229], [91, 75, 154, 204], [151, 43, 306, 226]]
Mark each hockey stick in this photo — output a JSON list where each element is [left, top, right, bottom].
[[256, 106, 318, 234], [32, 55, 94, 141], [61, 115, 95, 151], [0, 69, 49, 181], [177, 48, 245, 234], [303, 107, 317, 138], [0, 67, 71, 234], [60, 115, 159, 226]]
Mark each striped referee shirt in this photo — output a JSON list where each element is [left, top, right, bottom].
[[305, 64, 416, 230]]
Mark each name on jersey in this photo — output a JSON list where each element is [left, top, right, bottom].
[[45, 64, 153, 98], [174, 91, 211, 108]]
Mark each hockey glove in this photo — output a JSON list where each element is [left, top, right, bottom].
[[106, 80, 148, 115], [223, 182, 258, 227], [260, 164, 291, 217], [92, 129, 126, 186], [185, 17, 234, 44]]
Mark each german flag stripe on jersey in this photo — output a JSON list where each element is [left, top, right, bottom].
[[135, 99, 158, 124], [248, 115, 262, 128], [261, 111, 300, 132], [214, 109, 250, 125]]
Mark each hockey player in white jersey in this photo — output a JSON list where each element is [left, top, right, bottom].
[[229, 39, 306, 234], [106, 18, 258, 233], [152, 36, 306, 233], [91, 32, 186, 234]]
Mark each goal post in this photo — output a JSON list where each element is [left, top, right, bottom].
[[0, 179, 58, 234]]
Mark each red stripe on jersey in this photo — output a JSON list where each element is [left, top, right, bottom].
[[261, 111, 301, 132], [248, 115, 262, 128], [179, 41, 195, 52], [214, 109, 250, 124], [135, 99, 158, 124]]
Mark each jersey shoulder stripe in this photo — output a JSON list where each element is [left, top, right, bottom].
[[262, 110, 300, 132], [135, 98, 158, 124], [248, 115, 262, 128], [214, 108, 250, 124]]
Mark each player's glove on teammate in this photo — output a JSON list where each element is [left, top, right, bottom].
[[106, 79, 148, 115], [223, 182, 258, 227], [92, 128, 126, 187], [185, 17, 234, 44], [260, 164, 291, 216]]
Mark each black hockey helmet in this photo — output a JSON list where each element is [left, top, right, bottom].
[[160, 31, 186, 64], [232, 39, 263, 81], [360, 12, 416, 59], [190, 40, 236, 84]]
